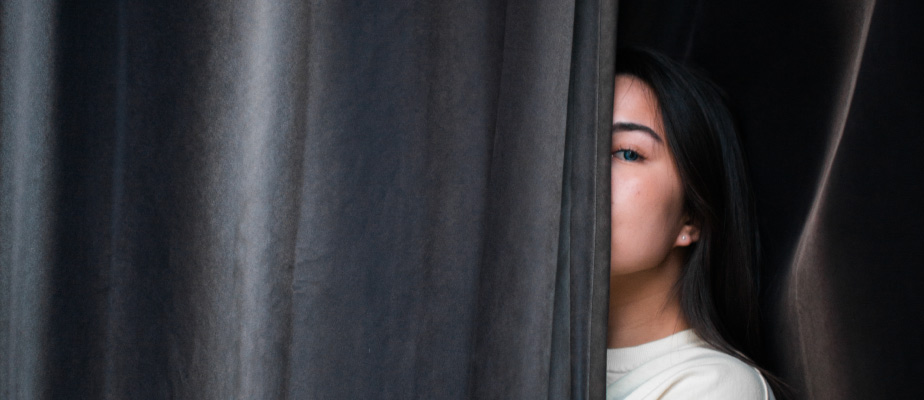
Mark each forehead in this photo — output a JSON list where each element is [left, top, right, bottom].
[[613, 75, 664, 137]]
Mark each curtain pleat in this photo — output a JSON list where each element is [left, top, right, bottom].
[[781, 2, 924, 398], [1, 0, 613, 398], [776, 3, 877, 398], [0, 1, 57, 398], [558, 0, 615, 397]]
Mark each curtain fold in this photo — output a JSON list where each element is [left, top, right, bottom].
[[1, 1, 57, 398], [1, 0, 613, 398]]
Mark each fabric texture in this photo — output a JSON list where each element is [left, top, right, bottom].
[[605, 330, 774, 400], [0, 0, 614, 398]]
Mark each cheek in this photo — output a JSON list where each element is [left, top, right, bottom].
[[610, 172, 650, 222], [656, 174, 685, 226], [609, 168, 685, 246]]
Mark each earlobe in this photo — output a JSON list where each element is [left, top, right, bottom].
[[675, 224, 701, 247]]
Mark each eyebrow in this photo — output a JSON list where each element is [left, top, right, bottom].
[[612, 122, 663, 143]]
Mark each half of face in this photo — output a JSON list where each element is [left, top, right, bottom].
[[610, 74, 700, 277]]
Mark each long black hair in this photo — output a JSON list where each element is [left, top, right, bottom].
[[615, 47, 765, 370]]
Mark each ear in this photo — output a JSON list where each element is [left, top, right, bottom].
[[674, 217, 701, 248]]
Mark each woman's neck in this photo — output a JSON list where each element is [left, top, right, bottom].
[[607, 249, 688, 348]]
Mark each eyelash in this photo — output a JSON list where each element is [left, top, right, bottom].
[[612, 147, 645, 162]]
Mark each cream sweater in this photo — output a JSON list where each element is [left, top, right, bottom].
[[606, 330, 775, 400]]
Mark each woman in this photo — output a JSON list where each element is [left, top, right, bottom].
[[607, 48, 777, 399]]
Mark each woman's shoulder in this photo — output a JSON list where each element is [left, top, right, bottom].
[[658, 346, 775, 399], [607, 337, 775, 400]]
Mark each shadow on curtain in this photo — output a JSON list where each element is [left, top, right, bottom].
[[618, 0, 924, 398], [1, 0, 614, 398]]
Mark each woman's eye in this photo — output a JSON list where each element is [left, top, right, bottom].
[[613, 149, 641, 162]]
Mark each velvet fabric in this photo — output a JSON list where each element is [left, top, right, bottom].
[[1, 0, 612, 398]]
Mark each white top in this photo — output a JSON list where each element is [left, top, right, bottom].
[[606, 330, 775, 400]]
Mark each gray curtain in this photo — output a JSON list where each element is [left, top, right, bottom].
[[1, 0, 614, 398]]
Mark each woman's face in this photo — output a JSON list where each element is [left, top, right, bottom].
[[610, 75, 698, 277]]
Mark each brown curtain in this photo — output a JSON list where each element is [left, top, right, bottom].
[[619, 0, 924, 398]]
